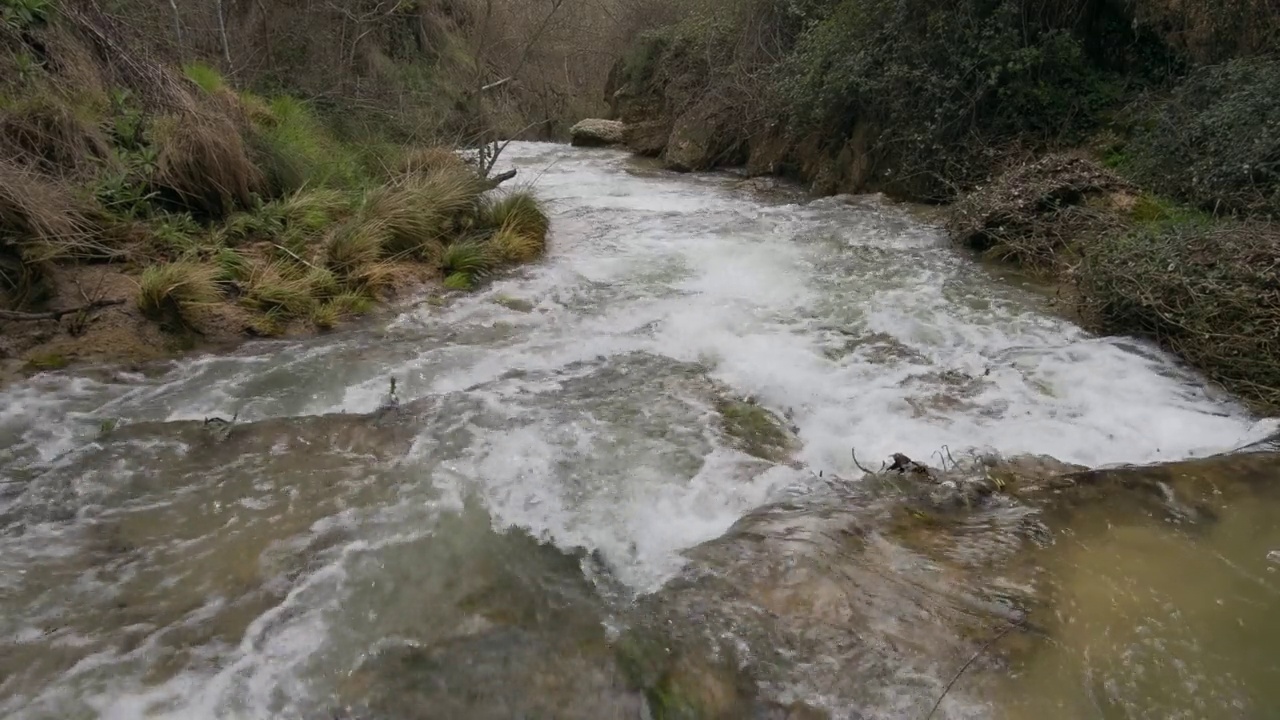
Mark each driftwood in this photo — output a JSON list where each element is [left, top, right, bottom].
[[0, 298, 125, 322], [484, 168, 518, 189]]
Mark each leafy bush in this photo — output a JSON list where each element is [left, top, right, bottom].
[[774, 0, 1120, 198], [1125, 57, 1280, 218]]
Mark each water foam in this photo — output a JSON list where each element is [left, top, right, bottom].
[[0, 141, 1274, 718]]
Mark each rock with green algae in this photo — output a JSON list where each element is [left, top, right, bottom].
[[24, 353, 69, 371], [715, 398, 798, 462], [492, 294, 535, 312]]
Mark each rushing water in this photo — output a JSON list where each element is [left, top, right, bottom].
[[0, 143, 1276, 719]]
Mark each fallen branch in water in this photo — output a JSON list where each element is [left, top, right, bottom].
[[0, 298, 125, 322], [924, 621, 1021, 720], [484, 169, 518, 189], [852, 447, 879, 475]]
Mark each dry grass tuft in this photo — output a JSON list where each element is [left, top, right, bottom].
[[362, 167, 486, 257], [136, 260, 221, 319], [242, 259, 317, 317], [395, 146, 468, 176], [480, 190, 550, 239], [326, 218, 389, 278], [1076, 219, 1280, 412], [0, 94, 111, 177], [152, 110, 263, 218], [488, 220, 546, 264], [0, 159, 105, 304]]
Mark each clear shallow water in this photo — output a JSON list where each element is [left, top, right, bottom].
[[0, 143, 1275, 719]]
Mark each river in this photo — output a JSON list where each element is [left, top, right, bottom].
[[0, 142, 1276, 719]]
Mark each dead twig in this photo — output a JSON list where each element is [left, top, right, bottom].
[[483, 169, 518, 189], [851, 447, 877, 475], [924, 622, 1021, 720], [0, 298, 125, 322]]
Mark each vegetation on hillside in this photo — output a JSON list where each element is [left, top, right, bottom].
[[1, 0, 551, 372]]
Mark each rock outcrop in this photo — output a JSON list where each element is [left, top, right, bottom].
[[569, 119, 626, 148]]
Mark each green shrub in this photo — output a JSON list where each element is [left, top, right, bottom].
[[774, 0, 1119, 198], [1126, 57, 1280, 218]]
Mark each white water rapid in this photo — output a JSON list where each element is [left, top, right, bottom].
[[0, 142, 1274, 719]]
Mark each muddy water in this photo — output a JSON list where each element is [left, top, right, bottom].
[[0, 143, 1277, 719]]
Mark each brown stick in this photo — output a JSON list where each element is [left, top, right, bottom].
[[923, 622, 1020, 720], [0, 298, 126, 322], [484, 169, 518, 189]]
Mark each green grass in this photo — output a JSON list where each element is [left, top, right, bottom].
[[147, 213, 203, 257], [479, 190, 549, 238], [251, 96, 363, 193], [442, 271, 473, 290], [717, 399, 795, 461], [275, 188, 353, 233], [440, 239, 493, 279], [215, 247, 250, 281], [1129, 193, 1213, 227], [182, 62, 226, 94], [488, 221, 546, 265], [310, 290, 375, 329], [25, 352, 68, 371]]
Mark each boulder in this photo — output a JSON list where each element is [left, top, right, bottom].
[[569, 119, 626, 148], [623, 120, 670, 157], [661, 97, 745, 173]]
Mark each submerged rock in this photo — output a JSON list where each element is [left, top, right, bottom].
[[570, 118, 627, 147], [613, 449, 1280, 718]]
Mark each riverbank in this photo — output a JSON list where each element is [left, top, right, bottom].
[[1, 3, 551, 381], [598, 0, 1280, 413]]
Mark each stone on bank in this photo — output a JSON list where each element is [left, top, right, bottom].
[[570, 119, 627, 147]]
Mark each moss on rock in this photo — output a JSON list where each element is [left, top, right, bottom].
[[716, 399, 797, 462]]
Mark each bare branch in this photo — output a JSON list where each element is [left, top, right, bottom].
[[0, 298, 125, 322]]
